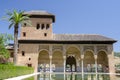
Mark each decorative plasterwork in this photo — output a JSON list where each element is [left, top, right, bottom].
[[52, 45, 63, 51], [83, 46, 94, 52], [97, 46, 108, 52], [38, 45, 49, 51]]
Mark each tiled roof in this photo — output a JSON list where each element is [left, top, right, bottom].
[[19, 34, 116, 44], [53, 34, 116, 41], [5, 44, 14, 49], [24, 10, 54, 16], [23, 10, 55, 22]]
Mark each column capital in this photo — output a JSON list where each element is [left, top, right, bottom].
[[63, 45, 66, 55], [49, 56, 52, 59], [94, 55, 97, 59], [94, 45, 97, 55], [81, 55, 84, 59], [63, 56, 66, 59], [49, 45, 53, 55]]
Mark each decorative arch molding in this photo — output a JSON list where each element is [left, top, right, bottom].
[[66, 45, 81, 58], [83, 46, 94, 53], [52, 45, 63, 52], [38, 45, 49, 52], [97, 49, 108, 56], [52, 50, 63, 56], [66, 45, 80, 52], [53, 49, 63, 54], [97, 50, 108, 58], [39, 49, 49, 54], [97, 46, 108, 53], [38, 50, 49, 56], [83, 49, 94, 55]]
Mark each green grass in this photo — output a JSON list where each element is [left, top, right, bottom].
[[0, 63, 34, 80]]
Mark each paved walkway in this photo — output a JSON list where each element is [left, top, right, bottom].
[[5, 73, 40, 80]]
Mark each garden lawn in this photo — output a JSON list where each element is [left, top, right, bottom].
[[0, 63, 34, 79]]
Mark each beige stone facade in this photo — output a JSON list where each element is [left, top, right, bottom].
[[8, 11, 117, 80]]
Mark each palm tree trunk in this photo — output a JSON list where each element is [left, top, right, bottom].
[[13, 24, 18, 65]]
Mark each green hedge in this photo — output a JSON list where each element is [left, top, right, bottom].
[[0, 63, 34, 79]]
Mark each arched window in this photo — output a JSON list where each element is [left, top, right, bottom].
[[36, 23, 40, 29], [46, 24, 50, 29], [22, 51, 25, 56], [41, 24, 45, 29]]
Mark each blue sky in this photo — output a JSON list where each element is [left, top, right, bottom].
[[0, 0, 120, 52]]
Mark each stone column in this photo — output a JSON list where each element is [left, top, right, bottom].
[[63, 45, 66, 73], [81, 55, 84, 80], [80, 46, 84, 80], [49, 56, 52, 73], [49, 45, 52, 73], [64, 74, 66, 80], [63, 56, 66, 73], [94, 55, 98, 79]]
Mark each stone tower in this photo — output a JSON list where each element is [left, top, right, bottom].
[[20, 11, 55, 40]]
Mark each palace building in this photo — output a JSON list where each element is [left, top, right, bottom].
[[9, 11, 117, 77]]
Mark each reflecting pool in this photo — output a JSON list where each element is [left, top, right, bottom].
[[24, 73, 120, 80]]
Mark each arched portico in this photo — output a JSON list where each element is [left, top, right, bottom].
[[52, 51, 63, 72], [97, 51, 109, 73], [38, 50, 50, 72], [84, 50, 95, 72], [66, 46, 81, 72]]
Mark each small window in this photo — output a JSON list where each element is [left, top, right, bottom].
[[36, 23, 40, 29], [29, 58, 31, 61], [27, 64, 32, 67], [23, 32, 26, 37], [41, 24, 45, 29], [22, 51, 25, 56], [46, 24, 50, 30], [44, 33, 47, 37], [23, 23, 27, 27]]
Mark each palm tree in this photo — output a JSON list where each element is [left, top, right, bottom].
[[5, 10, 31, 65]]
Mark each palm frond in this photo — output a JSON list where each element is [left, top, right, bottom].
[[9, 23, 14, 29], [1, 16, 8, 21], [13, 10, 19, 23], [4, 10, 31, 29], [6, 11, 13, 16]]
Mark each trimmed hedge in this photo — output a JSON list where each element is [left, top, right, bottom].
[[0, 63, 34, 79]]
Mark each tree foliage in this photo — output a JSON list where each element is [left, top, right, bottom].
[[0, 34, 13, 63], [114, 52, 120, 58]]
